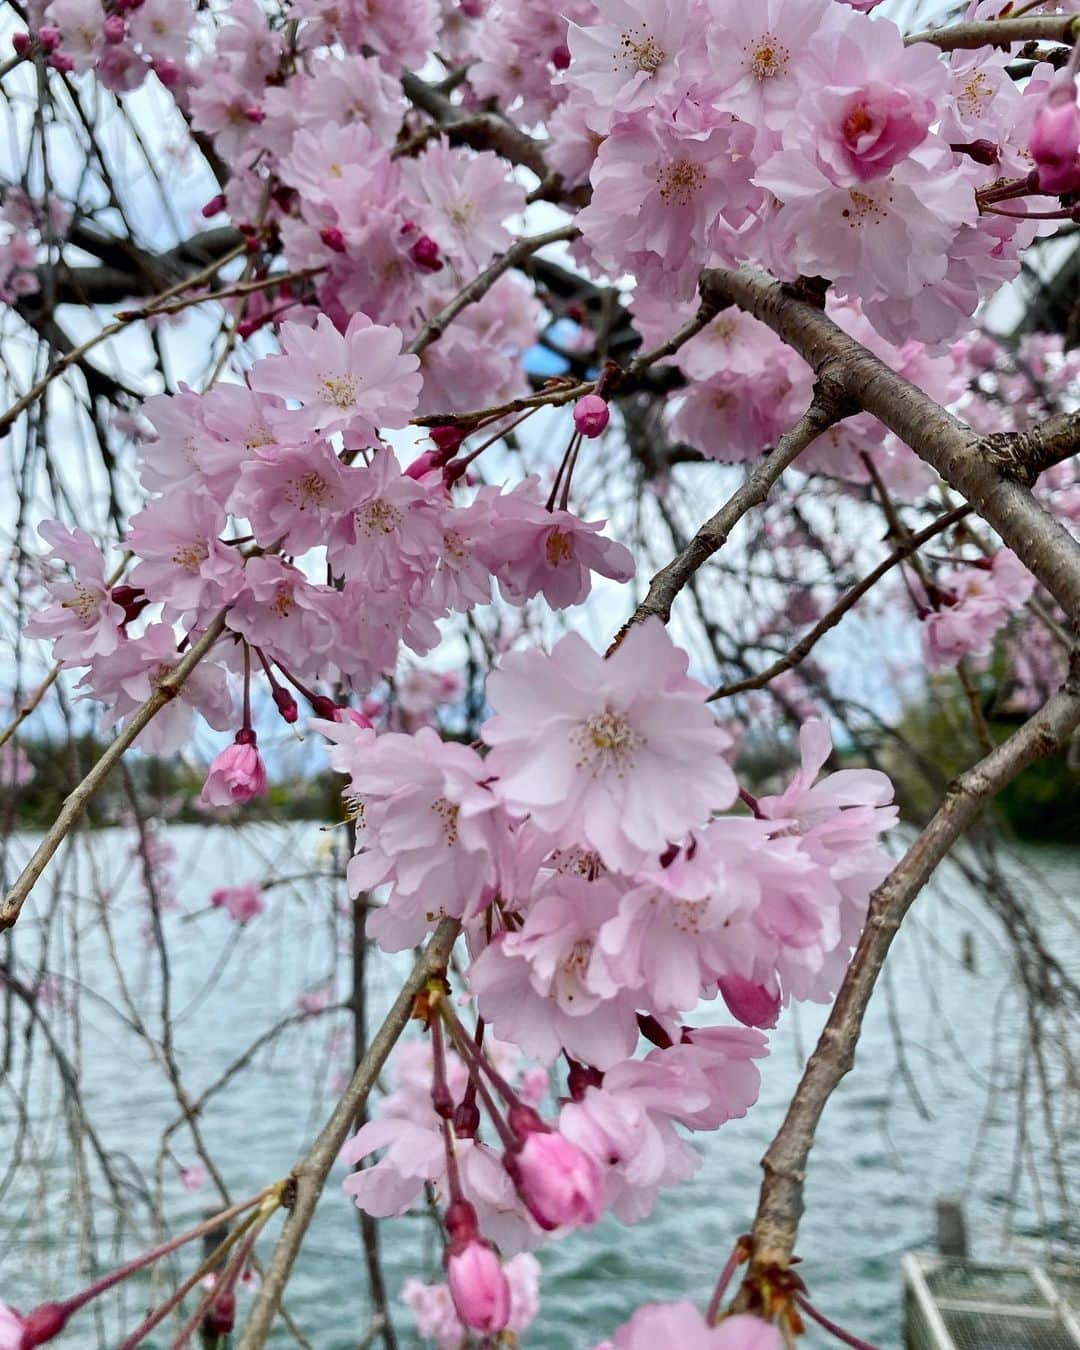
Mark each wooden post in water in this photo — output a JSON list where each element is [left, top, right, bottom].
[[936, 1196, 968, 1258]]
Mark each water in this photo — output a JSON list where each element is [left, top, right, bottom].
[[1, 823, 1077, 1348]]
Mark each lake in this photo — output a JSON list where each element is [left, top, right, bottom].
[[1, 823, 1077, 1347]]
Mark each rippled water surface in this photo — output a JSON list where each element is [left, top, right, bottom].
[[1, 825, 1077, 1348]]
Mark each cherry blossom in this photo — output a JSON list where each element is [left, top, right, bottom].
[[482, 619, 736, 872]]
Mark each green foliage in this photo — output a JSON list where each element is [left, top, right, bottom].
[[884, 672, 1080, 842]]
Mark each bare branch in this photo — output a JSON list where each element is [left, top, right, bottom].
[[609, 374, 852, 648], [709, 506, 973, 700], [236, 917, 461, 1350], [905, 15, 1078, 50], [735, 657, 1080, 1303], [0, 611, 230, 932]]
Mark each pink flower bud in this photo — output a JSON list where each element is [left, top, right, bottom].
[[459, 0, 484, 15], [550, 43, 571, 70], [320, 226, 346, 254], [103, 14, 125, 43], [37, 24, 60, 50], [573, 394, 610, 438], [201, 193, 226, 219], [153, 57, 181, 86], [429, 424, 466, 456], [198, 732, 267, 808], [445, 1239, 510, 1334], [507, 1129, 604, 1230], [409, 234, 443, 273], [244, 105, 265, 124], [204, 1289, 236, 1336], [12, 31, 30, 55], [1031, 76, 1080, 195], [452, 1099, 481, 1138], [47, 50, 74, 73], [20, 1302, 68, 1346], [718, 974, 781, 1029], [272, 686, 299, 723]]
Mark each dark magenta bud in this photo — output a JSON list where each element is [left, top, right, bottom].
[[319, 225, 346, 253], [272, 686, 299, 723]]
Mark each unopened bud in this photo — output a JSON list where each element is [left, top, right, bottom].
[[103, 14, 126, 43], [12, 30, 31, 55], [550, 43, 571, 69], [573, 393, 610, 438], [37, 24, 60, 50], [21, 1301, 69, 1346], [47, 50, 75, 72], [152, 57, 181, 86], [409, 234, 443, 273], [204, 1290, 236, 1336], [272, 686, 299, 723], [319, 225, 346, 254], [452, 1100, 481, 1138], [244, 105, 265, 124], [201, 193, 226, 218]]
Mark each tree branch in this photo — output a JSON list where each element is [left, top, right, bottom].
[[235, 917, 461, 1350], [905, 15, 1078, 50], [0, 610, 229, 933], [735, 656, 1080, 1304], [608, 374, 852, 649], [699, 267, 1080, 624], [709, 505, 973, 700]]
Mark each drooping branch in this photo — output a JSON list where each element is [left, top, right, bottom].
[[734, 655, 1080, 1305], [0, 611, 230, 933], [235, 917, 461, 1350], [699, 267, 1080, 623], [708, 505, 973, 701], [609, 373, 853, 647]]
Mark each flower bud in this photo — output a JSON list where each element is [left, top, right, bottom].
[[20, 1301, 68, 1346], [198, 732, 267, 808], [103, 14, 126, 43], [244, 105, 265, 124], [452, 1099, 481, 1138], [1031, 75, 1080, 195], [573, 394, 610, 439], [429, 424, 466, 456], [47, 50, 75, 73], [37, 24, 60, 50], [12, 31, 31, 55], [718, 975, 781, 1030], [201, 193, 226, 219], [204, 1289, 236, 1337], [272, 686, 299, 723], [152, 57, 181, 86], [445, 1239, 510, 1334], [550, 43, 571, 70], [506, 1129, 604, 1230], [320, 226, 346, 254], [409, 234, 443, 273]]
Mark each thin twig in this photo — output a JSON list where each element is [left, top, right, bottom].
[[0, 610, 229, 932], [235, 918, 461, 1349], [709, 506, 972, 699]]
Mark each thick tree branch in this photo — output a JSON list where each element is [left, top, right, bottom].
[[236, 917, 461, 1350], [905, 15, 1078, 50], [699, 267, 1080, 623], [734, 658, 1080, 1307]]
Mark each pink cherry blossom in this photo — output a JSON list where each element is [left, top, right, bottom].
[[317, 721, 504, 950], [209, 883, 264, 923], [595, 1301, 782, 1349], [404, 142, 526, 275], [249, 313, 421, 443], [480, 484, 635, 610], [77, 624, 233, 755], [482, 619, 736, 872], [1030, 73, 1080, 194], [235, 439, 350, 554], [126, 492, 244, 620], [25, 521, 126, 664]]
